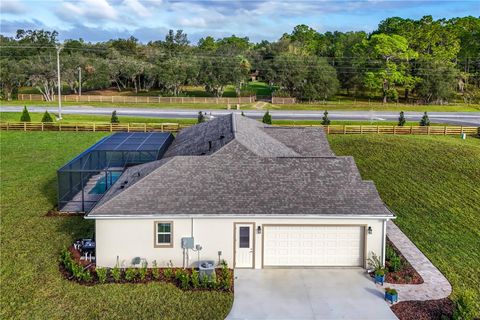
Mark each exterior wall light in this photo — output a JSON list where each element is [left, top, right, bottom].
[[257, 226, 262, 234], [368, 226, 373, 235]]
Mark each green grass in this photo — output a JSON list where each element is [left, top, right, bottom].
[[1, 99, 247, 110], [0, 132, 233, 319], [271, 101, 480, 112], [1, 112, 450, 127], [0, 112, 198, 125], [328, 134, 480, 312], [4, 96, 479, 112]]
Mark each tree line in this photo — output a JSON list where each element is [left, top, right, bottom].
[[0, 15, 479, 104]]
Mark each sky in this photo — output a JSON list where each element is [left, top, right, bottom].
[[0, 0, 478, 44]]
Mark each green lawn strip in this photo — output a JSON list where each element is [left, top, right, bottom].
[[269, 102, 480, 112], [0, 112, 460, 127], [3, 99, 479, 112], [0, 132, 233, 319], [0, 112, 197, 125], [328, 134, 480, 311]]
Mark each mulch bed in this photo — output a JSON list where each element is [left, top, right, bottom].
[[60, 246, 234, 291], [391, 298, 454, 320], [369, 238, 424, 284]]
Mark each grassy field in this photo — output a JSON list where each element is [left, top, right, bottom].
[[0, 132, 233, 319], [1, 112, 448, 127], [18, 81, 273, 98], [328, 134, 480, 312], [3, 99, 479, 112]]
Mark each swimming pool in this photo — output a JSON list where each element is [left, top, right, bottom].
[[89, 171, 122, 194]]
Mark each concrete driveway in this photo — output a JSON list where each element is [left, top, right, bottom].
[[226, 269, 397, 320]]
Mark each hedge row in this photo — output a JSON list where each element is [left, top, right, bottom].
[[60, 248, 233, 291]]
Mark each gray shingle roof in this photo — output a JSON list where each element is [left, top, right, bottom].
[[88, 114, 393, 217]]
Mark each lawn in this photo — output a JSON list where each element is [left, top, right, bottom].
[[0, 132, 233, 319], [328, 134, 480, 312], [3, 98, 479, 112], [0, 112, 453, 127]]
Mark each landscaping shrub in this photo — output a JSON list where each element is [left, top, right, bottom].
[[197, 111, 205, 124], [321, 110, 331, 125], [138, 261, 148, 281], [386, 244, 402, 272], [367, 252, 384, 271], [163, 267, 174, 280], [398, 111, 406, 126], [124, 268, 138, 281], [420, 111, 430, 126], [41, 110, 54, 122], [111, 266, 121, 282], [151, 261, 160, 280], [20, 106, 31, 122], [262, 110, 272, 124], [110, 110, 119, 123], [453, 289, 478, 320], [96, 268, 108, 284], [218, 262, 232, 291], [175, 269, 191, 290], [191, 269, 200, 289], [60, 248, 92, 282]]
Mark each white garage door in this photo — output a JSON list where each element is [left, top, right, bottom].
[[263, 225, 364, 267]]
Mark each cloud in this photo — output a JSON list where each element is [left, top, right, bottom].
[[177, 17, 207, 28], [123, 0, 151, 17], [55, 0, 118, 23], [0, 0, 27, 14]]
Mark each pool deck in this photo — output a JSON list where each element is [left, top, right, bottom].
[[60, 171, 120, 212]]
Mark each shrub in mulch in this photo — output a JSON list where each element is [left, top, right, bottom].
[[385, 239, 423, 285], [59, 247, 233, 292], [391, 298, 454, 320], [369, 239, 423, 285]]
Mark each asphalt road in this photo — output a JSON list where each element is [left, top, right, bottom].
[[1, 105, 480, 126]]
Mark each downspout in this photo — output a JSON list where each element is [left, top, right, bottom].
[[382, 219, 387, 266]]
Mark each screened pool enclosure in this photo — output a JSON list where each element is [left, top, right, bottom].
[[58, 132, 174, 212]]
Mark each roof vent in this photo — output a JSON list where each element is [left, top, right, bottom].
[[120, 185, 125, 189], [123, 180, 128, 184], [137, 172, 141, 177], [208, 141, 212, 150], [220, 135, 225, 139]]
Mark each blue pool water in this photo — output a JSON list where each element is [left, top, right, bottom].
[[89, 171, 122, 194]]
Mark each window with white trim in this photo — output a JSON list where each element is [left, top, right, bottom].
[[155, 222, 173, 247]]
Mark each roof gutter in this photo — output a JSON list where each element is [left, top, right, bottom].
[[85, 214, 395, 220]]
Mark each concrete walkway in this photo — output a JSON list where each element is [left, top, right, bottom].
[[379, 221, 452, 301], [227, 269, 397, 320]]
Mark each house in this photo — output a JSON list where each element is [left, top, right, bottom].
[[85, 114, 395, 269]]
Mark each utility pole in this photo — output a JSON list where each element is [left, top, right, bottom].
[[56, 44, 63, 119], [78, 66, 82, 96]]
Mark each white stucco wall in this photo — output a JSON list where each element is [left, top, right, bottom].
[[95, 217, 388, 269]]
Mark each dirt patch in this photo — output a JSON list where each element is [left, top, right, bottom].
[[391, 298, 454, 320]]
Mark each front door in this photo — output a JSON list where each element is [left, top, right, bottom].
[[234, 223, 254, 268]]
